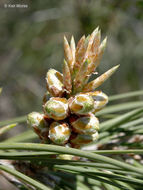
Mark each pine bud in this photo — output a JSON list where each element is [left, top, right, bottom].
[[27, 112, 48, 137], [70, 113, 99, 134], [87, 91, 108, 112], [43, 97, 69, 120], [70, 132, 99, 148], [69, 94, 94, 115], [27, 112, 47, 129], [57, 143, 74, 160], [46, 69, 64, 97], [83, 65, 120, 92], [57, 154, 73, 160], [49, 121, 71, 145]]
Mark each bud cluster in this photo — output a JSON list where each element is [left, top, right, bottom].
[[27, 91, 107, 148], [27, 27, 119, 150]]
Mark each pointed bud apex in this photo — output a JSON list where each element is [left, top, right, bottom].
[[95, 26, 99, 31], [92, 30, 101, 53], [76, 35, 86, 51], [49, 121, 71, 145], [87, 36, 107, 73], [99, 37, 107, 55], [84, 35, 90, 47], [43, 97, 69, 120], [70, 35, 76, 63], [83, 65, 120, 92], [85, 28, 99, 58]]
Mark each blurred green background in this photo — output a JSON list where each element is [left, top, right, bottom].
[[0, 0, 143, 121]]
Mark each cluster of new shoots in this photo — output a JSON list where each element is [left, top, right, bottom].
[[27, 27, 119, 150]]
